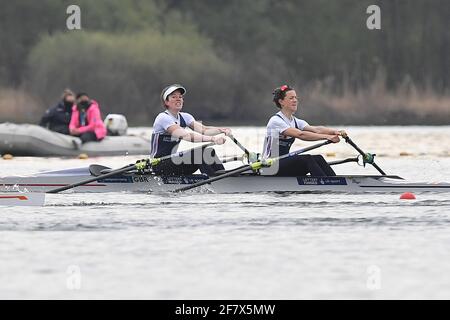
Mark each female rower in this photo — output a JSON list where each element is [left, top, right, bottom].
[[150, 84, 231, 176], [262, 84, 346, 176]]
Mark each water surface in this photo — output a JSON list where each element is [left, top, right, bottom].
[[1, 126, 449, 299]]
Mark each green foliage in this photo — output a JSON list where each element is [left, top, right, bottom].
[[0, 0, 448, 124], [0, 0, 63, 85], [71, 0, 162, 32], [27, 30, 233, 123]]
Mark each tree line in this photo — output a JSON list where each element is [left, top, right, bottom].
[[0, 0, 448, 125]]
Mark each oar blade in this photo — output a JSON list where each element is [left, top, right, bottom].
[[0, 193, 46, 206]]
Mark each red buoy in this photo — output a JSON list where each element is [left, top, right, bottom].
[[400, 192, 416, 200]]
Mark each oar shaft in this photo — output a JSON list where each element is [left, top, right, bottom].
[[221, 155, 245, 163], [280, 140, 331, 161], [47, 142, 216, 194], [47, 164, 136, 193], [229, 135, 251, 157], [175, 140, 332, 192], [175, 164, 251, 192], [159, 142, 215, 163], [345, 138, 366, 157], [345, 137, 386, 175], [371, 163, 386, 175], [149, 142, 216, 166], [328, 157, 359, 166]]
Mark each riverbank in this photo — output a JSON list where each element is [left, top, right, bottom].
[[1, 86, 449, 126]]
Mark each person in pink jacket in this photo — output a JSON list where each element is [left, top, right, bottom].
[[69, 93, 107, 145]]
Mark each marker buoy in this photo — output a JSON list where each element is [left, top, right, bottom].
[[78, 153, 89, 159], [2, 154, 13, 160], [400, 192, 416, 200]]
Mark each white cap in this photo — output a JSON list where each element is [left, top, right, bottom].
[[161, 84, 186, 102]]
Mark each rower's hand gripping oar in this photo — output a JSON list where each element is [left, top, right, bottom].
[[343, 135, 386, 175], [174, 140, 332, 192], [47, 143, 215, 194]]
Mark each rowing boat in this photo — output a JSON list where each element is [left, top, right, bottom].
[[1, 165, 449, 194]]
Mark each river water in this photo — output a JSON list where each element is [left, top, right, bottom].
[[1, 126, 449, 299]]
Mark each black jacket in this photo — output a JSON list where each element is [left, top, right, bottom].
[[39, 101, 73, 135]]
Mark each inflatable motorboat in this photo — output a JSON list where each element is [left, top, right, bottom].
[[0, 120, 151, 157]]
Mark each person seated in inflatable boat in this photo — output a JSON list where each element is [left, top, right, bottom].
[[69, 92, 107, 146], [39, 89, 75, 135]]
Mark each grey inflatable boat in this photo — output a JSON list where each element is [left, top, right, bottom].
[[0, 123, 150, 157]]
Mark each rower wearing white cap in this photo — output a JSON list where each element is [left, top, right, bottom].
[[150, 84, 232, 176]]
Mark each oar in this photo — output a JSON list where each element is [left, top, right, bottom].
[[344, 136, 386, 175], [229, 134, 259, 162], [328, 157, 359, 166], [220, 155, 245, 163], [47, 143, 215, 194], [175, 140, 332, 192], [229, 135, 251, 157]]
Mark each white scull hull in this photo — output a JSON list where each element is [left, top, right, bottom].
[[0, 166, 449, 194]]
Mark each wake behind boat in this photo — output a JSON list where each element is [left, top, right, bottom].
[[1, 164, 449, 194]]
